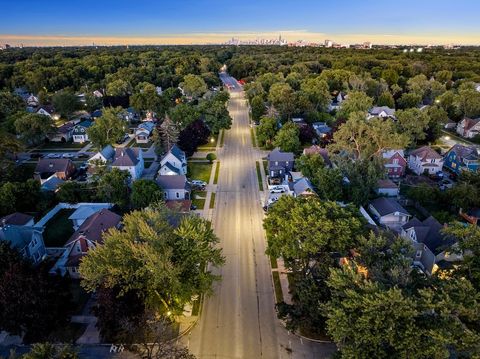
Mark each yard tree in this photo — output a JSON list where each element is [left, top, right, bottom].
[[311, 166, 344, 201], [23, 343, 79, 359], [258, 72, 284, 93], [381, 69, 400, 87], [256, 116, 277, 148], [268, 82, 295, 119], [243, 81, 265, 102], [407, 74, 430, 99], [376, 91, 395, 108], [273, 121, 300, 153], [131, 82, 165, 115], [396, 108, 430, 144], [300, 76, 331, 111], [285, 71, 303, 91], [319, 69, 353, 92], [14, 113, 54, 146], [56, 181, 94, 203], [251, 95, 266, 123], [329, 112, 410, 160], [0, 131, 23, 182], [87, 106, 126, 149], [106, 78, 131, 96], [181, 74, 207, 99], [177, 119, 210, 157], [0, 91, 23, 123], [425, 105, 449, 141], [80, 205, 224, 316], [455, 85, 480, 118], [131, 179, 162, 210], [340, 158, 385, 205], [398, 92, 422, 109], [295, 153, 325, 179], [159, 115, 179, 152], [84, 93, 103, 113], [199, 98, 232, 134], [168, 103, 200, 130], [52, 90, 80, 118], [337, 91, 373, 119], [264, 196, 364, 274], [97, 168, 131, 209], [0, 243, 71, 343], [435, 70, 453, 84]]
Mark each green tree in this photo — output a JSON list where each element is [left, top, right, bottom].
[[168, 103, 200, 130], [0, 91, 23, 124], [181, 74, 208, 99], [131, 82, 166, 115], [243, 81, 265, 102], [455, 85, 480, 118], [131, 179, 162, 209], [14, 113, 53, 146], [337, 91, 373, 119], [435, 70, 453, 84], [295, 153, 325, 179], [312, 167, 344, 201], [425, 105, 448, 141], [398, 92, 422, 109], [23, 343, 78, 359], [87, 107, 126, 149], [199, 99, 232, 134], [381, 69, 399, 87], [273, 121, 300, 153], [264, 197, 364, 274], [329, 113, 409, 160], [376, 91, 395, 108], [256, 116, 277, 148], [300, 76, 331, 111], [250, 95, 266, 123], [80, 206, 224, 316], [52, 91, 80, 118], [257, 72, 284, 93], [340, 158, 385, 205], [56, 181, 94, 203], [106, 78, 131, 96], [396, 108, 430, 144], [268, 82, 295, 120], [97, 168, 131, 209]]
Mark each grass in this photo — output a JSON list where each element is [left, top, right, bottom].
[[70, 280, 91, 315], [43, 209, 75, 247], [250, 127, 257, 147], [209, 192, 216, 209], [272, 271, 283, 304], [213, 162, 220, 184], [270, 256, 278, 269], [188, 162, 213, 183], [256, 161, 264, 191], [192, 197, 206, 210]]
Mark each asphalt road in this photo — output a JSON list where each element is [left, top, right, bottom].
[[185, 73, 336, 359]]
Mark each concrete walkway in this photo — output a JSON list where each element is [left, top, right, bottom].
[[71, 315, 100, 344]]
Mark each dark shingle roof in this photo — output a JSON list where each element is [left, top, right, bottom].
[[156, 175, 189, 190], [370, 197, 410, 217], [112, 148, 141, 167], [0, 213, 33, 226], [66, 208, 121, 246], [35, 158, 72, 174], [268, 148, 294, 162]]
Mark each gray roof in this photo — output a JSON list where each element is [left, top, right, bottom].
[[370, 197, 410, 217], [112, 148, 141, 167], [156, 175, 189, 190], [403, 216, 454, 254], [447, 144, 479, 161], [35, 158, 73, 174], [369, 106, 396, 116], [413, 242, 436, 275], [169, 144, 185, 162], [293, 178, 315, 196], [68, 204, 112, 221], [0, 225, 41, 251], [268, 148, 294, 162], [162, 162, 181, 174], [0, 213, 33, 226], [99, 145, 115, 160], [41, 176, 65, 191]]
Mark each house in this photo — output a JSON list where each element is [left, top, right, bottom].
[[72, 120, 93, 143], [158, 144, 187, 176], [93, 90, 103, 98], [36, 106, 56, 119], [444, 119, 457, 129], [40, 176, 65, 192], [476, 84, 480, 93], [47, 122, 75, 142], [401, 216, 459, 275], [368, 106, 396, 120], [0, 223, 46, 264], [157, 175, 191, 200], [377, 179, 399, 197], [53, 208, 121, 277], [135, 121, 155, 144], [303, 145, 332, 167], [123, 107, 140, 122], [459, 208, 480, 226], [111, 148, 144, 180], [456, 118, 480, 139], [368, 197, 411, 229], [27, 94, 39, 107], [0, 212, 34, 226], [443, 144, 480, 174], [311, 122, 332, 138], [328, 92, 347, 111], [408, 146, 444, 175], [89, 145, 115, 164], [91, 109, 103, 119], [383, 150, 407, 178], [34, 158, 76, 184], [68, 203, 113, 230], [267, 148, 295, 180], [289, 178, 316, 197]]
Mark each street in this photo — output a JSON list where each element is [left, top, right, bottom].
[[185, 73, 335, 358]]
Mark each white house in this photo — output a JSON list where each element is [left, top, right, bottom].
[[72, 120, 93, 143], [408, 146, 444, 175], [27, 94, 39, 107], [368, 197, 411, 229], [456, 118, 480, 139], [156, 175, 191, 200], [135, 121, 155, 143], [376, 179, 400, 197], [368, 106, 396, 120], [36, 106, 56, 119], [47, 121, 75, 143], [158, 144, 187, 176], [89, 145, 115, 164], [111, 148, 144, 180]]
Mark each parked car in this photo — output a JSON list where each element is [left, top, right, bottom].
[[269, 186, 285, 194], [79, 163, 89, 171], [76, 152, 89, 159], [190, 204, 197, 211], [46, 153, 61, 158], [62, 153, 74, 158], [191, 180, 207, 189], [429, 171, 444, 181]]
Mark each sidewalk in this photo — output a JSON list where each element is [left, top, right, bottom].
[[271, 259, 293, 305]]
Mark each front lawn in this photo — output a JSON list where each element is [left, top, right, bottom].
[[188, 162, 213, 183], [272, 271, 283, 304], [43, 209, 75, 247]]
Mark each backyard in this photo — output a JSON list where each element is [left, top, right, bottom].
[[43, 209, 76, 247]]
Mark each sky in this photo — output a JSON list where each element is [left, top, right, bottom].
[[1, 0, 479, 46]]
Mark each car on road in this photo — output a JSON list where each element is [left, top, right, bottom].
[[269, 186, 285, 194], [46, 153, 61, 158], [76, 152, 89, 159], [62, 153, 74, 158]]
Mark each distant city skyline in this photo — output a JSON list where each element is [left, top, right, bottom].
[[1, 0, 480, 46]]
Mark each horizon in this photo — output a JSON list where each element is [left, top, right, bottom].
[[1, 0, 480, 46]]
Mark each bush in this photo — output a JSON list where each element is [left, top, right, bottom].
[[206, 153, 217, 163]]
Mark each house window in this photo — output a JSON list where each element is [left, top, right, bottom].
[[393, 159, 399, 165], [416, 250, 422, 258], [164, 192, 168, 199], [286, 161, 289, 166], [275, 161, 278, 166], [176, 192, 180, 198]]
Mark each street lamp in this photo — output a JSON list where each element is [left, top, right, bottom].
[[444, 136, 451, 141], [210, 137, 215, 143]]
